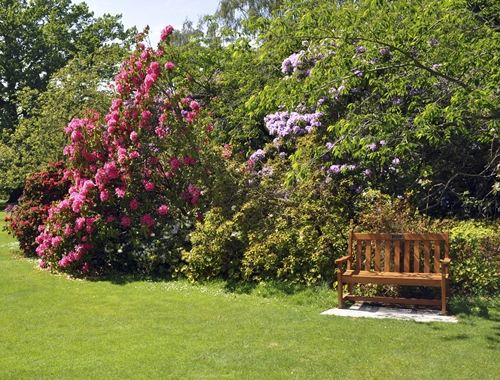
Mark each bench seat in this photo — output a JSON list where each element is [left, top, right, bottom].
[[341, 270, 447, 287]]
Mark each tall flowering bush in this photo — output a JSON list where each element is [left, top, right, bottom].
[[34, 27, 218, 275]]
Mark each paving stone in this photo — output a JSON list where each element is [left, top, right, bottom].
[[321, 302, 458, 323]]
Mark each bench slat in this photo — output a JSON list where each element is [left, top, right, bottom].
[[345, 295, 442, 306], [434, 242, 441, 273], [413, 241, 420, 273], [384, 240, 390, 272], [424, 240, 431, 273], [404, 240, 410, 272], [394, 240, 401, 272], [365, 242, 371, 271], [356, 241, 362, 271], [342, 270, 444, 287], [375, 240, 381, 271]]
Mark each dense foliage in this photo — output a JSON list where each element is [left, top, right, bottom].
[[173, 0, 499, 218], [0, 45, 130, 195], [6, 162, 70, 257], [448, 221, 499, 296], [3, 1, 499, 298], [177, 0, 499, 292], [0, 0, 132, 133]]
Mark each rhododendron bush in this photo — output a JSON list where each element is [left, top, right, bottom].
[[6, 161, 71, 257], [34, 27, 220, 275]]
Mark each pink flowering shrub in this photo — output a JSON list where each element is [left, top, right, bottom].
[[34, 27, 219, 275], [5, 161, 71, 257]]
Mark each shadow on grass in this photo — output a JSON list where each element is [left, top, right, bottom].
[[449, 295, 500, 321], [81, 273, 337, 309], [443, 333, 470, 341], [81, 271, 173, 286], [223, 279, 308, 295]]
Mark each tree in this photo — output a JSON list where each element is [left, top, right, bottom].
[[167, 0, 499, 217], [0, 0, 133, 133], [0, 44, 129, 196], [215, 0, 283, 30]]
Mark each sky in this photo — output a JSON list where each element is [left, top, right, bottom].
[[76, 0, 221, 45]]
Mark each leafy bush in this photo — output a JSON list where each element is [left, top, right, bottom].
[[175, 0, 499, 218], [355, 189, 436, 233], [184, 145, 352, 286], [182, 207, 245, 282], [448, 221, 499, 296], [5, 161, 70, 256]]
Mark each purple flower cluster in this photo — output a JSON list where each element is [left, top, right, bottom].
[[249, 149, 266, 162], [379, 47, 391, 57], [355, 46, 366, 54], [264, 111, 323, 137], [259, 166, 273, 177], [353, 69, 364, 77], [281, 51, 305, 75], [367, 140, 387, 151], [327, 164, 356, 174]]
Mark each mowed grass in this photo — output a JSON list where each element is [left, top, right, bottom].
[[0, 212, 499, 379]]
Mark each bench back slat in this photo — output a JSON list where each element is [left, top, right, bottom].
[[423, 241, 431, 273], [404, 240, 411, 272], [350, 232, 448, 274], [413, 241, 420, 273], [374, 240, 381, 271], [384, 240, 390, 271], [394, 241, 401, 272], [434, 242, 441, 272], [356, 241, 362, 272], [365, 242, 372, 271]]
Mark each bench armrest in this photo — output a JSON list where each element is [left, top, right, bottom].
[[440, 258, 451, 266], [440, 258, 451, 276], [335, 255, 351, 266]]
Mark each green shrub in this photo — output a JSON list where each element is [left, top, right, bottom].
[[448, 220, 499, 296], [355, 189, 434, 233], [184, 157, 351, 286], [182, 208, 245, 281], [241, 196, 346, 285]]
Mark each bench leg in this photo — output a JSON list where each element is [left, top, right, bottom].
[[337, 272, 344, 309], [440, 277, 447, 315]]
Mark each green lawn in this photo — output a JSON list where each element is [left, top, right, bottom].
[[0, 212, 498, 379]]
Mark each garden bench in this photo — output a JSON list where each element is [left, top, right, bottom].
[[336, 232, 451, 314]]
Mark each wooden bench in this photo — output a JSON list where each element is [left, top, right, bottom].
[[336, 232, 451, 314]]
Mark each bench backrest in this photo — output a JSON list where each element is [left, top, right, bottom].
[[349, 232, 449, 273]]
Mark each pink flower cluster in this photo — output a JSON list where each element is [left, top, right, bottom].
[[181, 184, 201, 205]]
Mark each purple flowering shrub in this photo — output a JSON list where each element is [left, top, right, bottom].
[[185, 133, 356, 285], [264, 111, 322, 137], [281, 51, 313, 78]]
